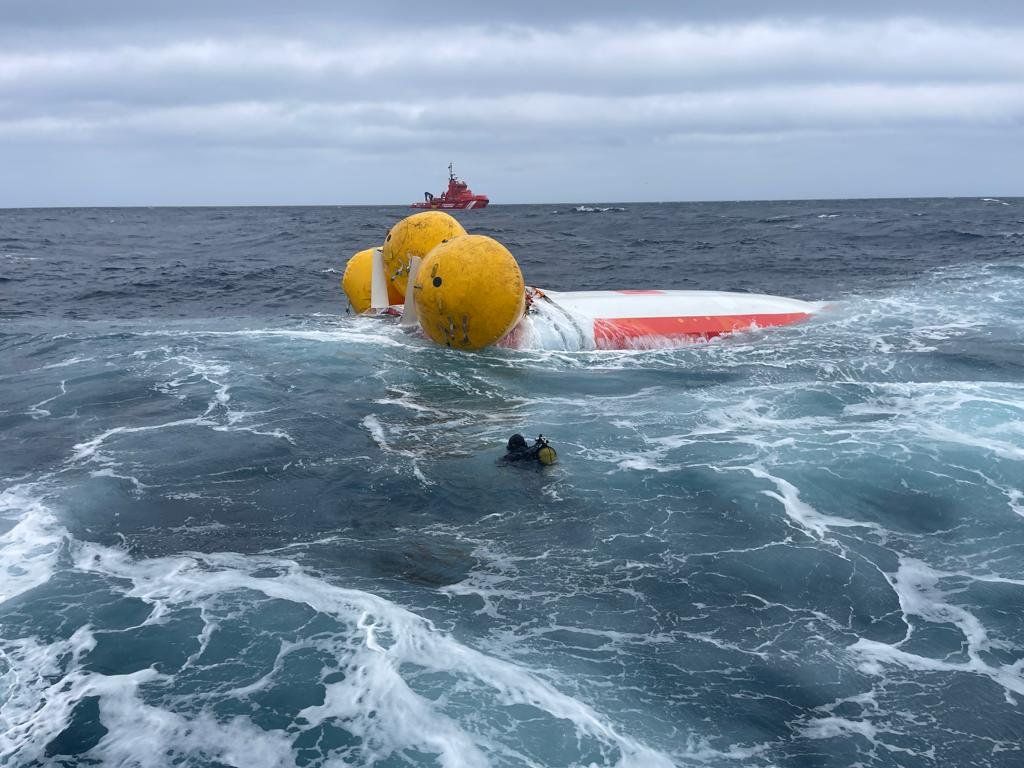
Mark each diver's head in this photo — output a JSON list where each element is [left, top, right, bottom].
[[507, 433, 527, 451]]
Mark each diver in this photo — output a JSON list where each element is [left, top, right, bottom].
[[502, 433, 557, 465]]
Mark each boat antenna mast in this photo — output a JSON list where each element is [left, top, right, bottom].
[[448, 161, 456, 182]]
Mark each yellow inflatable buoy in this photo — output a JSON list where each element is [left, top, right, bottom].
[[341, 247, 402, 313], [413, 234, 526, 350], [383, 211, 466, 297]]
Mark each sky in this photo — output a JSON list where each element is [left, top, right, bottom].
[[2, 1, 1023, 206]]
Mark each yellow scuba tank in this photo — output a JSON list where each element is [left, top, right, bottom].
[[537, 444, 557, 465]]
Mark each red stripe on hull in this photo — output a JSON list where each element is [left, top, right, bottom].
[[593, 312, 810, 348]]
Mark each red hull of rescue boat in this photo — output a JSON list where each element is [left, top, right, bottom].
[[412, 163, 489, 209], [411, 197, 489, 210]]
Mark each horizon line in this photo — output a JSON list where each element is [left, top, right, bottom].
[[2, 193, 1020, 211]]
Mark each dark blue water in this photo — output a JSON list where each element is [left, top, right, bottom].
[[2, 199, 1023, 767]]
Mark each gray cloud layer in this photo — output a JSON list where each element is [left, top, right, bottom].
[[2, 10, 1022, 205]]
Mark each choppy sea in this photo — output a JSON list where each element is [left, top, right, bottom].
[[2, 198, 1023, 767]]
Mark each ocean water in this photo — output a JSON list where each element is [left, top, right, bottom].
[[1, 198, 1023, 767]]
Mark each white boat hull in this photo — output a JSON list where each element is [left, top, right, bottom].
[[500, 289, 824, 350]]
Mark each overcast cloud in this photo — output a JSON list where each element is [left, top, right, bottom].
[[2, 2, 1022, 205]]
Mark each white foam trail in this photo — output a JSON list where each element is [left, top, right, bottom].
[[0, 486, 64, 604], [798, 716, 877, 740], [95, 691, 296, 768], [361, 413, 389, 451], [849, 557, 1024, 700], [841, 381, 1024, 464], [0, 491, 675, 768], [71, 416, 212, 465], [41, 356, 96, 370], [89, 467, 147, 493], [743, 466, 884, 540], [160, 355, 232, 412], [0, 627, 296, 767], [373, 386, 448, 416], [71, 349, 296, 467], [440, 546, 559, 619], [0, 627, 98, 759], [132, 324, 415, 349], [1010, 489, 1024, 519], [361, 414, 433, 486], [26, 379, 66, 419], [64, 543, 672, 768], [920, 422, 1024, 461]]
